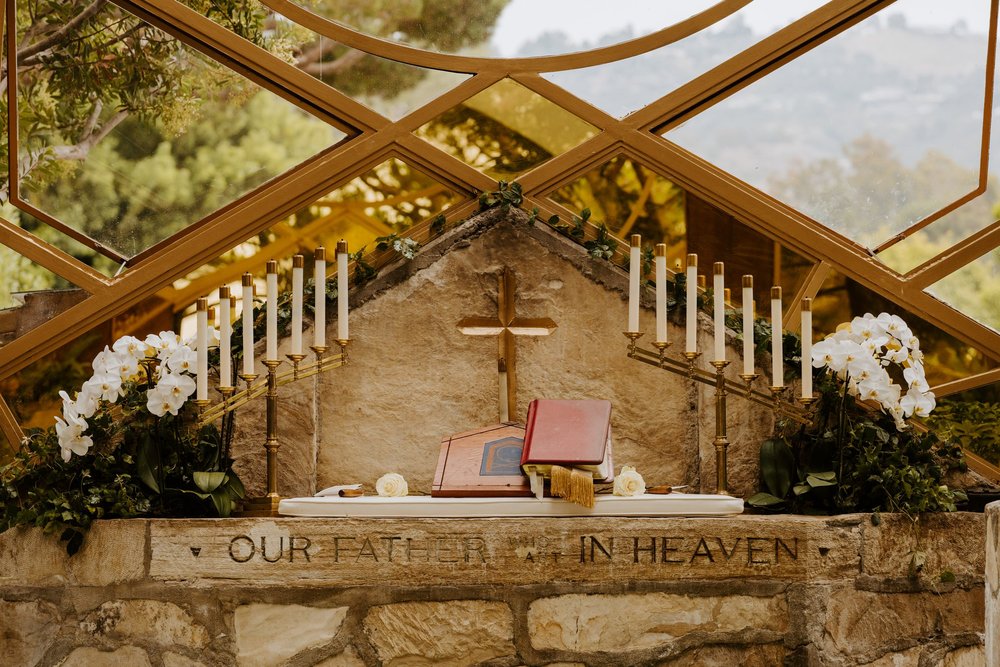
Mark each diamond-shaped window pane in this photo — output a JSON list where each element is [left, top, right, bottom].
[[549, 155, 814, 305], [926, 248, 1000, 334], [179, 0, 469, 121], [414, 78, 598, 180], [168, 157, 465, 322], [664, 0, 992, 250], [542, 1, 828, 118], [813, 271, 996, 387], [14, 2, 347, 260]]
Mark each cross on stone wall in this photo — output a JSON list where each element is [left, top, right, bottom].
[[457, 267, 557, 422]]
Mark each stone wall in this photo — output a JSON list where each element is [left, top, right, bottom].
[[0, 513, 986, 666], [988, 501, 999, 667], [230, 209, 775, 501]]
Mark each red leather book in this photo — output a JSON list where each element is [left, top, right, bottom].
[[520, 399, 614, 483]]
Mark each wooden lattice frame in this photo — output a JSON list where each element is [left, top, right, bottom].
[[2, 0, 999, 443]]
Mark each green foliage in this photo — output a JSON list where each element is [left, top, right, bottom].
[[375, 233, 421, 259], [584, 222, 618, 260], [351, 247, 377, 287], [927, 400, 1000, 465], [748, 373, 967, 517], [430, 214, 447, 237], [0, 381, 243, 555], [478, 180, 525, 213]]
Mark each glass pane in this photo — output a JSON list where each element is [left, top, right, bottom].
[[169, 157, 465, 325], [877, 37, 1000, 275], [15, 2, 346, 259], [415, 78, 598, 179], [665, 0, 991, 249], [290, 0, 720, 58], [548, 154, 813, 304], [542, 1, 828, 118], [812, 270, 996, 387], [180, 0, 469, 120], [925, 248, 1000, 333], [926, 385, 1000, 465], [0, 328, 106, 433]]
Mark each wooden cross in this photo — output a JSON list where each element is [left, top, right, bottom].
[[458, 267, 557, 422]]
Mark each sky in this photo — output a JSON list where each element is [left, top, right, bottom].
[[490, 0, 990, 57]]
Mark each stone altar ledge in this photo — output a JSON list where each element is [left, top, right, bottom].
[[0, 512, 988, 666]]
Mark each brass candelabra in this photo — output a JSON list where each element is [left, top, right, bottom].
[[197, 340, 350, 517], [624, 332, 813, 495]]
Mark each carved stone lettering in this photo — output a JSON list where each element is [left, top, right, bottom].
[[150, 518, 857, 585]]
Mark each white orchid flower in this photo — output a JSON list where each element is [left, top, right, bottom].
[[156, 371, 197, 403], [112, 353, 140, 382], [91, 346, 117, 375], [72, 389, 100, 419], [146, 387, 175, 417], [83, 372, 122, 403], [166, 346, 197, 375], [112, 335, 148, 360], [901, 389, 935, 418], [55, 412, 93, 461]]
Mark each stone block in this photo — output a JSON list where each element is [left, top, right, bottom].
[[862, 512, 985, 581], [69, 520, 146, 586], [312, 647, 366, 666], [658, 643, 786, 666], [940, 645, 987, 667], [162, 653, 207, 667], [987, 501, 1000, 667], [364, 600, 514, 666], [79, 599, 208, 649], [58, 646, 152, 667], [234, 603, 347, 667], [528, 592, 787, 652], [0, 600, 60, 667], [822, 586, 984, 658], [149, 515, 860, 586], [0, 525, 69, 586], [865, 646, 922, 666]]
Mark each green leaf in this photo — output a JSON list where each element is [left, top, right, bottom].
[[136, 436, 161, 494], [747, 492, 786, 507], [193, 472, 227, 494], [810, 470, 837, 482], [806, 474, 837, 488], [793, 484, 811, 496], [227, 473, 246, 500], [759, 438, 795, 498], [210, 488, 233, 517]]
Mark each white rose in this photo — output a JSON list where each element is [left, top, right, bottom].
[[613, 466, 645, 497], [375, 473, 409, 497]]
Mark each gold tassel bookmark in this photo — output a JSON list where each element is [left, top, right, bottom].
[[550, 465, 571, 498], [570, 468, 595, 508], [549, 465, 595, 508]]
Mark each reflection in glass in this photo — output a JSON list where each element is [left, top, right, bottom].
[[542, 1, 827, 118], [415, 78, 598, 179], [548, 155, 812, 304], [181, 0, 470, 120], [812, 270, 996, 387], [665, 0, 991, 249], [14, 2, 346, 260], [168, 158, 464, 319], [926, 248, 1000, 333]]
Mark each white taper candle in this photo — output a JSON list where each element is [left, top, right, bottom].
[[291, 254, 304, 355], [241, 273, 254, 376], [219, 287, 232, 388], [742, 275, 754, 376], [628, 234, 641, 333], [266, 260, 278, 362], [654, 244, 667, 343], [771, 286, 783, 388], [801, 297, 813, 398], [337, 240, 349, 341], [196, 298, 208, 401], [314, 247, 326, 348], [713, 262, 725, 362], [685, 254, 698, 354]]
